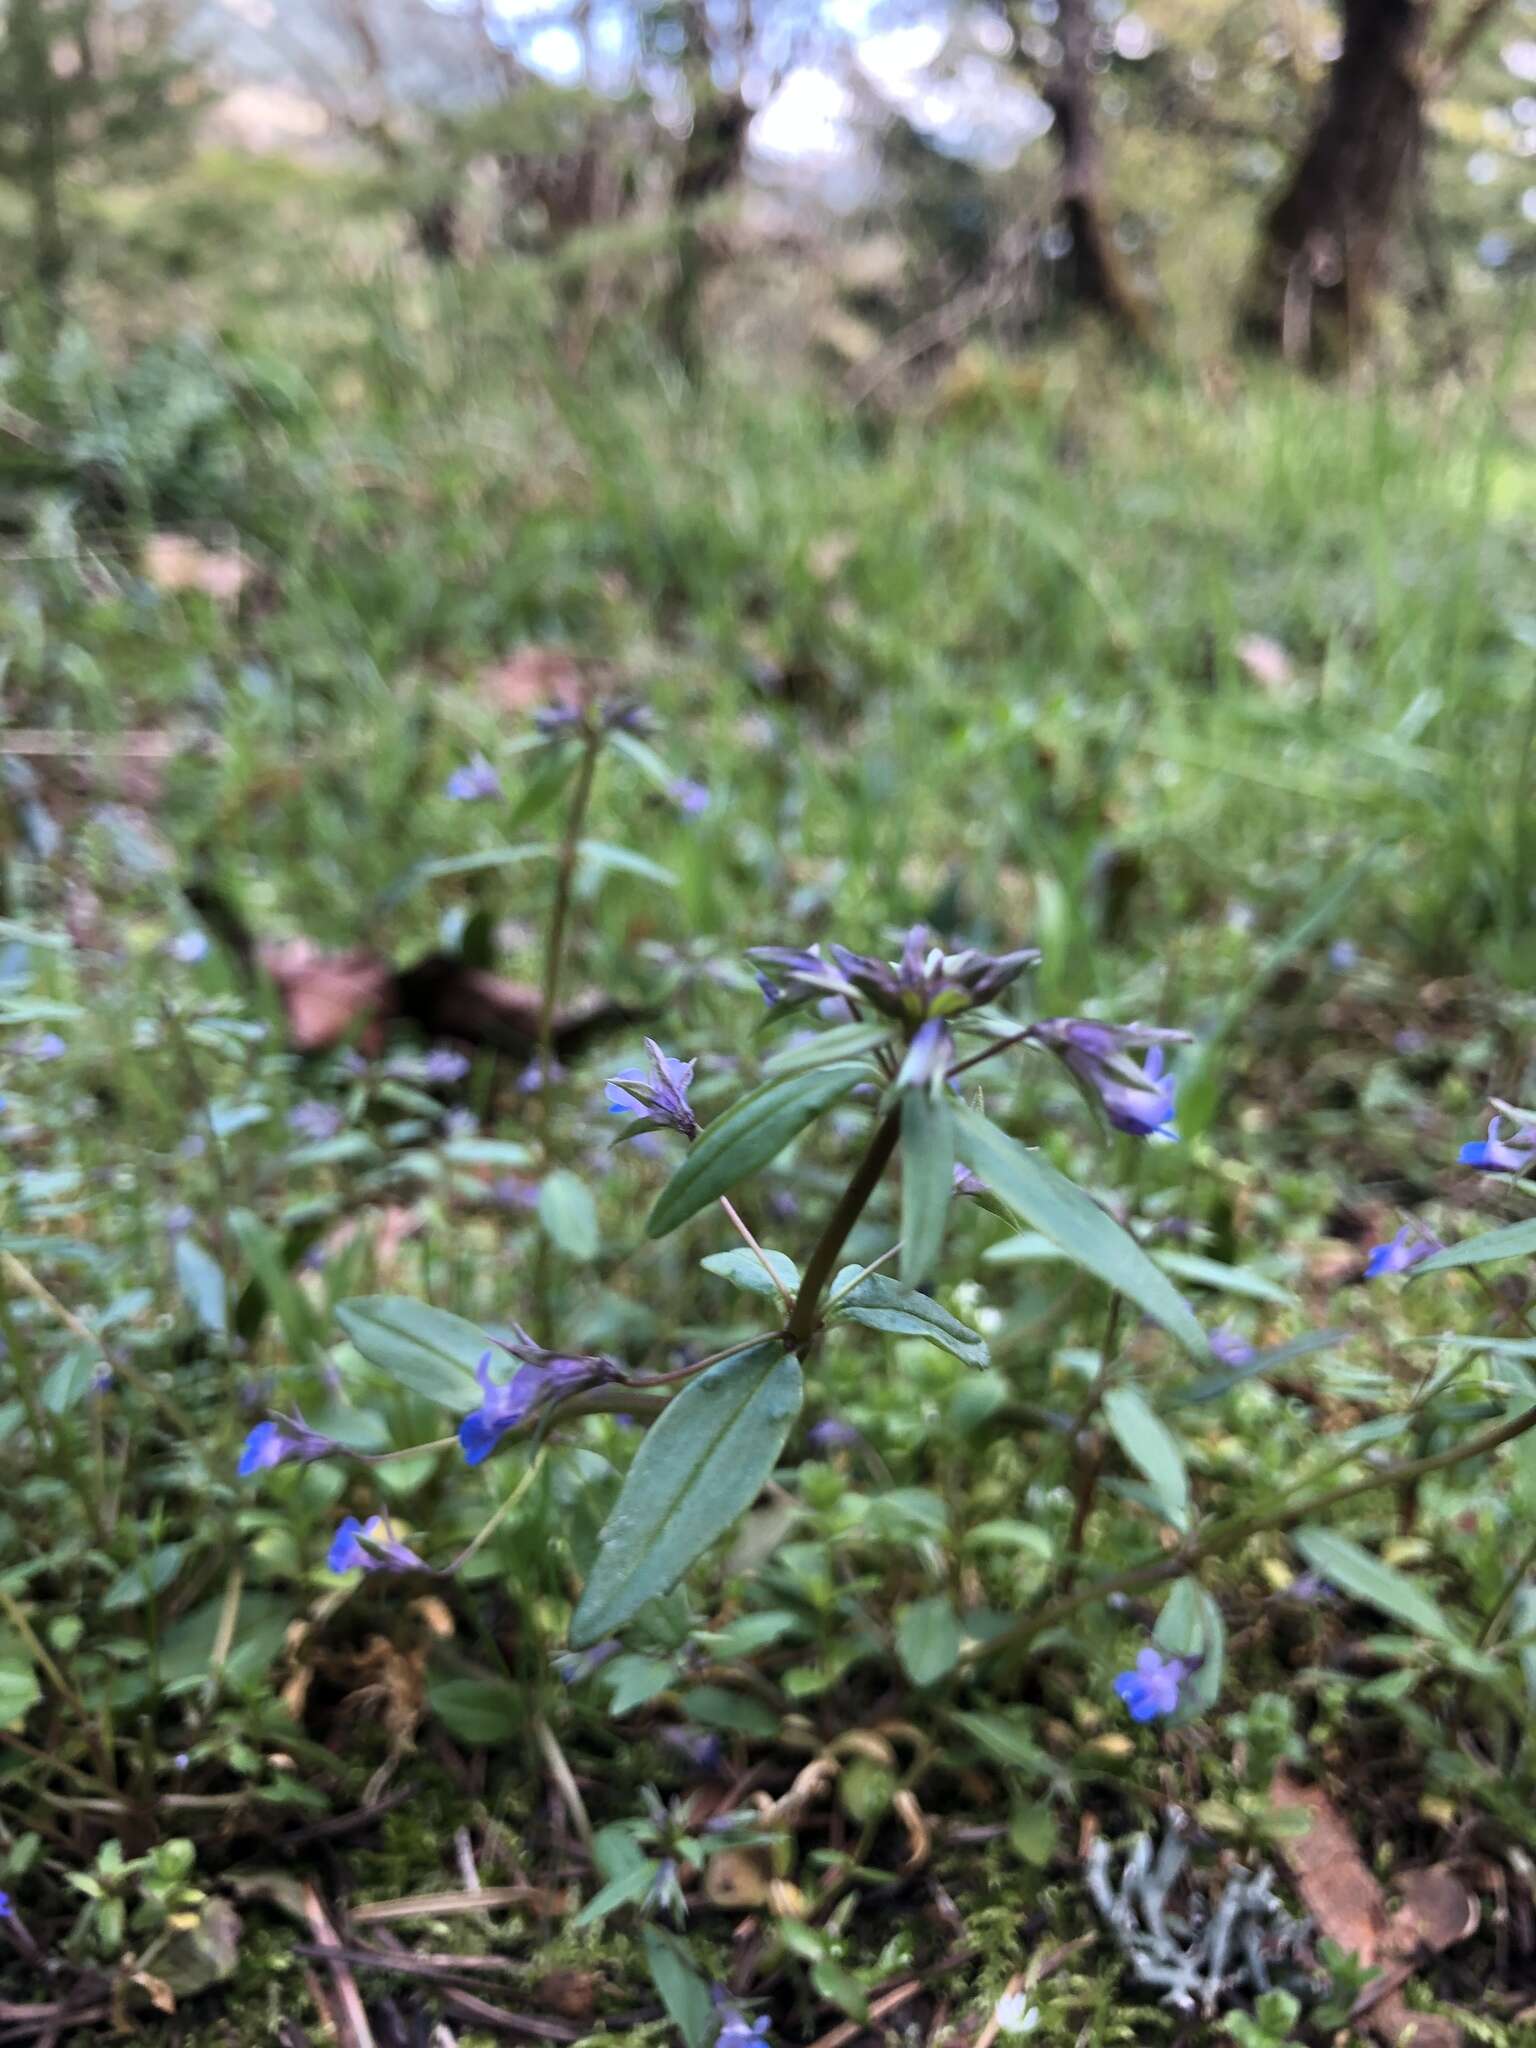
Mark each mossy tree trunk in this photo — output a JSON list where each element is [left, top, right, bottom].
[[1041, 0, 1150, 342]]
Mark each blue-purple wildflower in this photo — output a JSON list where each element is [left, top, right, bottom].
[[605, 1041, 699, 1140], [0, 1891, 11, 1919], [459, 1336, 618, 1466], [23, 1031, 67, 1062], [1030, 1019, 1187, 1140], [444, 753, 502, 802], [238, 1415, 334, 1478], [535, 698, 653, 740], [289, 1100, 343, 1144], [164, 1203, 195, 1236], [556, 1638, 622, 1684], [1364, 1225, 1440, 1278], [661, 1725, 725, 1772], [169, 928, 210, 964], [421, 1048, 471, 1085], [714, 2001, 771, 2048], [1113, 1647, 1190, 1722], [671, 777, 711, 814], [327, 1515, 426, 1574], [1209, 1326, 1256, 1367], [1461, 1114, 1536, 1176], [749, 927, 1038, 1025], [809, 1417, 859, 1450], [895, 1015, 954, 1091]]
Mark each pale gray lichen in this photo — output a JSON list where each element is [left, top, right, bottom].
[[1085, 1817, 1312, 2017]]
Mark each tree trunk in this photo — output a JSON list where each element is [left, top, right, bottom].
[[1239, 0, 1433, 367], [11, 0, 70, 301], [659, 86, 750, 378], [1041, 0, 1149, 341]]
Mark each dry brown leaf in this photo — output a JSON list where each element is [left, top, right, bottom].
[[372, 1204, 424, 1284], [258, 940, 395, 1055], [1234, 632, 1295, 692], [764, 1756, 840, 1824], [704, 1846, 773, 1909], [1271, 1771, 1471, 2048], [144, 533, 254, 604], [333, 1634, 428, 1754], [479, 644, 585, 717], [535, 1970, 599, 2020], [828, 1730, 896, 1767], [411, 1595, 455, 1640], [892, 1788, 931, 1872], [130, 1973, 176, 2015]]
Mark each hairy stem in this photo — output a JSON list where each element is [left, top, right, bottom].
[[786, 1108, 902, 1351], [1058, 1292, 1123, 1593]]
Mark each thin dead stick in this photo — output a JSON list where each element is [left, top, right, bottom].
[[351, 1886, 552, 1924], [0, 730, 224, 758], [971, 1969, 1028, 2048], [303, 1886, 377, 2048], [805, 1946, 973, 2048], [807, 1978, 925, 2048], [533, 1716, 595, 1858]]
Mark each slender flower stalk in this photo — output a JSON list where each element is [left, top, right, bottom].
[[538, 721, 604, 1094]]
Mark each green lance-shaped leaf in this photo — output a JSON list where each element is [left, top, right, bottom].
[[174, 1234, 228, 1338], [428, 1675, 521, 1743], [762, 1020, 893, 1077], [953, 1105, 1208, 1358], [1103, 1384, 1190, 1531], [700, 1247, 800, 1299], [538, 1169, 600, 1262], [335, 1297, 488, 1412], [1152, 1250, 1297, 1306], [900, 1088, 954, 1289], [1412, 1217, 1536, 1276], [570, 1342, 803, 1646], [827, 1267, 988, 1368], [895, 1593, 963, 1687], [1293, 1527, 1461, 1644], [647, 1065, 869, 1238], [1153, 1577, 1226, 1724], [642, 1929, 716, 2048]]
